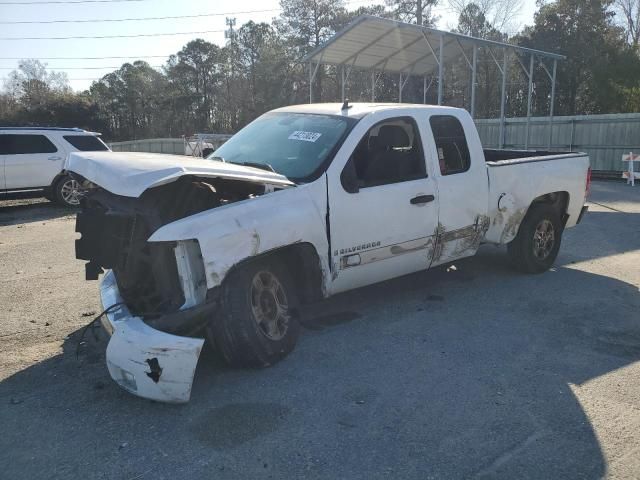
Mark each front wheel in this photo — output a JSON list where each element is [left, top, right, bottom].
[[206, 259, 300, 368], [507, 204, 563, 274], [54, 175, 82, 207]]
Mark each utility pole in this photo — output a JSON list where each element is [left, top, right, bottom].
[[416, 0, 423, 26], [225, 17, 237, 129], [224, 17, 237, 44], [225, 17, 237, 74]]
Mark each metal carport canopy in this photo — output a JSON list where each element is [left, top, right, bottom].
[[303, 15, 565, 149], [304, 15, 564, 77]]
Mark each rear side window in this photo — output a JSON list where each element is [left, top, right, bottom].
[[0, 134, 58, 154], [429, 115, 471, 175], [63, 135, 109, 151]]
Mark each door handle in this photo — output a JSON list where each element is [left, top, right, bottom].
[[48, 156, 62, 161], [410, 194, 435, 205]]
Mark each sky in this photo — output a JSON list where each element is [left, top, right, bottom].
[[0, 0, 538, 92]]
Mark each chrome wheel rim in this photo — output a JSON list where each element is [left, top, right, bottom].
[[60, 178, 81, 206], [533, 219, 555, 260], [250, 270, 289, 341]]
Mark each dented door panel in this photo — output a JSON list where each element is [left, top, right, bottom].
[[418, 111, 490, 266]]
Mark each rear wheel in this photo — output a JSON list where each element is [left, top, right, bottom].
[[54, 175, 81, 207], [206, 259, 300, 368], [507, 204, 562, 273]]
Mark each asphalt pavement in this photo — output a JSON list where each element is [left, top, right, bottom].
[[0, 180, 639, 479]]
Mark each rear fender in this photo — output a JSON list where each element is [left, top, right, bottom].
[[490, 191, 569, 244]]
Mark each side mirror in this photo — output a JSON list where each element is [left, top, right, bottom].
[[340, 157, 360, 194]]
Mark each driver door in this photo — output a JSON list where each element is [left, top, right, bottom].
[[326, 113, 439, 295]]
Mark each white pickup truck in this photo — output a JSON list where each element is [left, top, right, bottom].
[[70, 103, 590, 403]]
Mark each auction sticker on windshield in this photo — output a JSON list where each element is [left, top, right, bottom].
[[288, 131, 322, 142]]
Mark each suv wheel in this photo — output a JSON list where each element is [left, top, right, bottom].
[[54, 175, 82, 207]]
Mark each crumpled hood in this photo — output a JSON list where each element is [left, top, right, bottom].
[[66, 151, 294, 198]]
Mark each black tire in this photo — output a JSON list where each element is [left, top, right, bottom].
[[507, 203, 563, 274], [54, 175, 81, 207], [206, 258, 300, 368]]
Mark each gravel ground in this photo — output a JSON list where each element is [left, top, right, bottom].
[[0, 181, 639, 479]]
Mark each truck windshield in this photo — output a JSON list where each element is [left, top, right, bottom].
[[207, 112, 355, 182]]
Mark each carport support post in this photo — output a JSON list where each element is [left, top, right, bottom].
[[423, 75, 427, 104], [499, 49, 508, 149], [371, 71, 376, 102], [341, 65, 345, 102], [548, 59, 557, 149], [438, 34, 444, 105], [525, 54, 534, 150], [471, 45, 477, 118], [309, 62, 313, 103]]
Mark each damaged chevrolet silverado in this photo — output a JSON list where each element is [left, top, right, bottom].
[[70, 103, 591, 403]]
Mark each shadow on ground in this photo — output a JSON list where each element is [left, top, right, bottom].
[[1, 239, 639, 479], [0, 197, 74, 226], [557, 210, 640, 266]]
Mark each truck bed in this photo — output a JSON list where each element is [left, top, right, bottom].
[[484, 149, 579, 164], [482, 149, 590, 245]]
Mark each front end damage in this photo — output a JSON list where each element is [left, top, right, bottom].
[[100, 270, 205, 403], [73, 166, 292, 402]]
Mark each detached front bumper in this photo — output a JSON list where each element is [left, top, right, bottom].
[[99, 270, 205, 403]]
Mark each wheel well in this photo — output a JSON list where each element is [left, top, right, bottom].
[[223, 243, 325, 304], [530, 191, 570, 224], [50, 171, 68, 189]]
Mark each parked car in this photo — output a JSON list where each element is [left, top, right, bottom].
[[0, 127, 110, 206], [69, 103, 591, 403]]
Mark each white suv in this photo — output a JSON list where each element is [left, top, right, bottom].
[[0, 127, 110, 206]]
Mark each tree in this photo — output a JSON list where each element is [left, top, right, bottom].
[[0, 61, 107, 131], [9, 0, 640, 140], [451, 4, 507, 117], [236, 21, 295, 123], [613, 0, 640, 46], [518, 0, 637, 115], [90, 61, 167, 140], [448, 0, 523, 32], [165, 39, 223, 134], [456, 3, 506, 37], [385, 0, 439, 26], [278, 0, 345, 56], [277, 0, 346, 102], [3, 60, 70, 112]]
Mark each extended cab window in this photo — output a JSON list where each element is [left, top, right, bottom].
[[63, 135, 109, 151], [429, 115, 470, 175], [345, 117, 426, 189], [0, 134, 57, 155]]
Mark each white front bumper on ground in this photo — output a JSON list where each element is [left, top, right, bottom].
[[99, 270, 205, 403]]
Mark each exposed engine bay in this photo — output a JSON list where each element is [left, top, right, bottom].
[[75, 175, 272, 320]]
